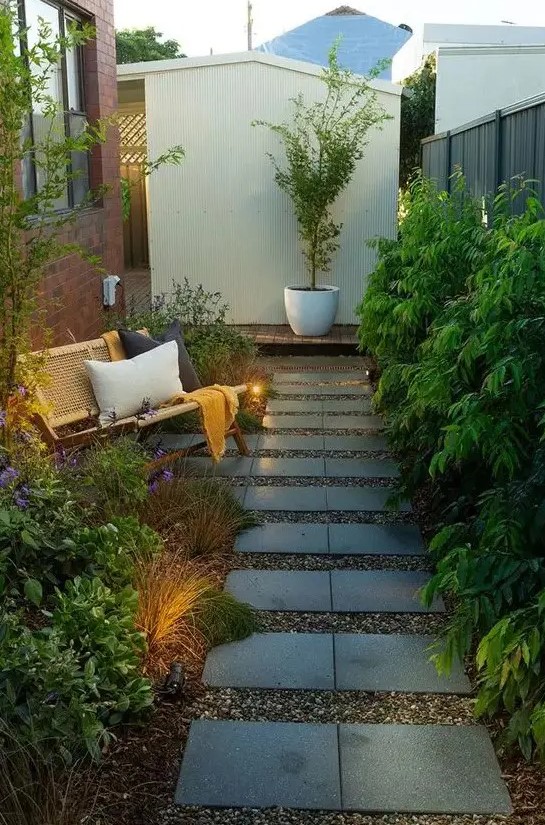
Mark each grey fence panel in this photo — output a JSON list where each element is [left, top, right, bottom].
[[421, 94, 545, 210]]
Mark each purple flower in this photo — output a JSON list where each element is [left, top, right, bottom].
[[161, 469, 174, 483], [17, 386, 27, 398], [14, 485, 30, 509], [154, 447, 167, 460], [0, 411, 6, 428], [148, 479, 160, 494], [0, 467, 19, 488]]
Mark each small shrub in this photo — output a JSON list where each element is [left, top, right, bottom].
[[236, 409, 264, 433], [0, 723, 99, 825], [79, 438, 149, 516], [140, 477, 258, 557], [134, 553, 212, 672], [198, 589, 256, 647]]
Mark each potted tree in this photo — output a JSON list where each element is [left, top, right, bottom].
[[254, 43, 388, 336]]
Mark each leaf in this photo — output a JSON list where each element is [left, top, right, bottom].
[[24, 578, 42, 606]]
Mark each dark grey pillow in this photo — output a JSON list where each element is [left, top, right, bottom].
[[119, 321, 202, 392]]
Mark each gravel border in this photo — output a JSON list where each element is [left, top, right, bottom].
[[182, 688, 475, 726], [162, 807, 510, 825], [256, 611, 449, 635], [253, 512, 415, 525], [230, 478, 397, 488], [234, 553, 431, 572]]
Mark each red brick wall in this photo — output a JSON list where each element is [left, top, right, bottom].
[[36, 0, 123, 346]]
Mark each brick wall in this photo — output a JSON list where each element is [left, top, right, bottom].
[[36, 0, 123, 346]]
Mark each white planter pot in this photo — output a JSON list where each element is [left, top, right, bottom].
[[284, 286, 340, 337]]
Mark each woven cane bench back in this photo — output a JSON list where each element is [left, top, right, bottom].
[[37, 338, 111, 427]]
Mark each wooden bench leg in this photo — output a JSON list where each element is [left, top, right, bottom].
[[229, 420, 250, 456]]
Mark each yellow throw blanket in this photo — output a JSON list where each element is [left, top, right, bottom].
[[166, 386, 239, 462], [101, 331, 238, 461]]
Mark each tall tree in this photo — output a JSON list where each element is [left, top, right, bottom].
[[399, 55, 436, 189], [116, 27, 185, 64]]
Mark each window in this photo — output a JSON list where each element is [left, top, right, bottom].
[[20, 0, 90, 209]]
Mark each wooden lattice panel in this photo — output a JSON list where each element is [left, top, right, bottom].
[[119, 112, 147, 164]]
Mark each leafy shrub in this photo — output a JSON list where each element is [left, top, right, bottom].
[[358, 176, 545, 758], [236, 408, 265, 433], [0, 578, 152, 760], [79, 438, 149, 516], [140, 477, 258, 557]]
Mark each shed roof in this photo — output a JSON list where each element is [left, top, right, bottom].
[[257, 8, 411, 79]]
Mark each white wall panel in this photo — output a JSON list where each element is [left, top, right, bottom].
[[436, 46, 545, 133], [141, 57, 400, 325]]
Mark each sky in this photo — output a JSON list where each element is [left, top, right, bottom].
[[113, 0, 545, 57]]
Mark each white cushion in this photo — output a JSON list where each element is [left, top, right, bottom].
[[85, 341, 183, 424]]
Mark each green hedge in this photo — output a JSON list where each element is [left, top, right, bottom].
[[358, 176, 545, 759]]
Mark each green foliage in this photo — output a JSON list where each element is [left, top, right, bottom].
[[254, 41, 388, 288], [0, 578, 152, 761], [236, 409, 265, 434], [197, 589, 257, 648], [79, 438, 149, 515], [116, 27, 185, 64], [121, 145, 184, 222], [358, 175, 545, 759], [119, 278, 258, 387], [400, 55, 436, 189], [0, 2, 106, 446]]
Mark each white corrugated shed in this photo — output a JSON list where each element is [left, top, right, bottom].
[[435, 45, 545, 133], [118, 53, 402, 325]]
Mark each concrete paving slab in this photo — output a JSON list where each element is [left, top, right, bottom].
[[236, 523, 329, 554], [183, 456, 254, 476], [334, 634, 471, 694], [323, 415, 384, 430], [330, 571, 444, 613], [245, 485, 327, 511], [203, 633, 335, 689], [326, 487, 412, 512], [339, 724, 512, 814], [328, 524, 425, 556], [176, 720, 341, 810], [267, 399, 324, 413], [264, 414, 324, 429], [252, 457, 325, 477], [324, 435, 389, 451], [256, 434, 325, 451], [275, 384, 372, 396], [225, 570, 332, 611], [325, 458, 400, 479], [321, 399, 373, 413]]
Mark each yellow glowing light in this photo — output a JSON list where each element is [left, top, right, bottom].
[[252, 384, 262, 396]]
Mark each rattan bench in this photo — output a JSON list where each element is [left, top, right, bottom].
[[31, 337, 249, 459]]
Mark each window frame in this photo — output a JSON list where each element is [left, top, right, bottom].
[[18, 0, 90, 210]]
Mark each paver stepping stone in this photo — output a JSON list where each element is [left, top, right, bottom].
[[267, 399, 324, 413], [203, 633, 335, 689], [325, 458, 400, 479], [321, 399, 373, 413], [275, 384, 372, 396], [323, 414, 384, 430], [324, 434, 389, 452], [339, 724, 512, 814], [226, 570, 332, 611], [256, 434, 325, 451], [335, 634, 471, 694], [244, 485, 327, 511], [326, 486, 412, 512], [328, 524, 425, 556], [264, 414, 324, 429], [183, 456, 254, 476], [330, 571, 444, 613], [151, 433, 262, 452], [236, 523, 329, 554], [252, 457, 325, 477], [275, 371, 366, 383], [176, 720, 341, 809]]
